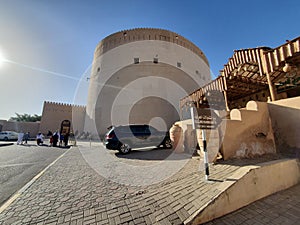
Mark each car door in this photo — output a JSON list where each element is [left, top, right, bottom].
[[148, 126, 164, 147], [131, 125, 148, 147]]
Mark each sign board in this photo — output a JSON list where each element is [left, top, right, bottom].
[[195, 108, 222, 130], [60, 120, 71, 135]]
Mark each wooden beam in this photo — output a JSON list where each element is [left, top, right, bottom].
[[266, 72, 277, 101]]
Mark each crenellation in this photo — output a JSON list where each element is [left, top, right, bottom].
[[94, 28, 208, 65]]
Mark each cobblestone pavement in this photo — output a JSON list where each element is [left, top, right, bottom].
[[205, 183, 300, 225], [0, 143, 297, 225]]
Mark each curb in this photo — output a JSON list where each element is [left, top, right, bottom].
[[0, 146, 73, 214]]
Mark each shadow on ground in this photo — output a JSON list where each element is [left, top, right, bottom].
[[115, 147, 190, 161]]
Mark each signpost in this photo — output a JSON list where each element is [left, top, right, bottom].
[[190, 106, 222, 181]]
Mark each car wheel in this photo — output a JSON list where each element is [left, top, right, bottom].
[[4, 137, 8, 141], [163, 138, 172, 149], [119, 143, 131, 154]]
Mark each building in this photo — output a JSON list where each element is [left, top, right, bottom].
[[39, 101, 86, 136], [178, 36, 300, 159], [181, 36, 300, 112], [85, 28, 211, 136], [0, 101, 86, 138]]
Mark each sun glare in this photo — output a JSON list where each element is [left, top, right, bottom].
[[0, 51, 5, 67]]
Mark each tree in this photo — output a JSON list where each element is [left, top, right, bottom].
[[9, 113, 42, 122]]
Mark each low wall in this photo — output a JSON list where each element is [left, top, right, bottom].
[[221, 101, 276, 160], [187, 158, 300, 224], [0, 120, 40, 137], [174, 119, 197, 154], [268, 96, 300, 151]]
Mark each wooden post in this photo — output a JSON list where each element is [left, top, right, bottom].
[[266, 72, 277, 101], [223, 90, 230, 111], [222, 76, 230, 111]]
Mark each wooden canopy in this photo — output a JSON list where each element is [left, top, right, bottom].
[[180, 36, 300, 114]]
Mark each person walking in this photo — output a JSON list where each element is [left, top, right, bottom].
[[23, 132, 30, 144], [59, 133, 64, 147], [63, 133, 69, 147], [52, 131, 59, 147], [17, 132, 24, 145]]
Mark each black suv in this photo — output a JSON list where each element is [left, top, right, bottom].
[[104, 124, 172, 154]]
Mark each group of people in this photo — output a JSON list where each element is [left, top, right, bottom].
[[34, 130, 69, 147], [16, 131, 70, 147], [48, 130, 69, 147], [16, 132, 30, 145]]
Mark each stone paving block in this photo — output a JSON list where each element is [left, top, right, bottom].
[[130, 209, 143, 220], [36, 222, 45, 225], [120, 215, 132, 224], [57, 216, 65, 223], [100, 212, 108, 220], [175, 208, 189, 221], [155, 212, 166, 222], [71, 211, 84, 221], [108, 217, 116, 225], [44, 221, 58, 225], [159, 218, 173, 225], [133, 217, 145, 224], [96, 219, 109, 225]]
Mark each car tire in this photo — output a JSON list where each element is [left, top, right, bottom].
[[4, 137, 8, 141], [119, 143, 131, 154], [163, 138, 172, 149]]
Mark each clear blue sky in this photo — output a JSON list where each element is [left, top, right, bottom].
[[0, 0, 299, 120]]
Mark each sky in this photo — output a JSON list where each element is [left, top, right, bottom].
[[0, 0, 299, 120]]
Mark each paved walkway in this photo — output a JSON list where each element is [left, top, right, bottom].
[[0, 143, 298, 225], [205, 183, 300, 225]]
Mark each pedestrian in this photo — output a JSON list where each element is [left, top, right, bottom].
[[23, 132, 30, 144], [63, 133, 69, 147], [17, 132, 24, 145], [59, 133, 64, 147], [36, 132, 44, 146], [52, 131, 59, 147], [47, 131, 53, 147]]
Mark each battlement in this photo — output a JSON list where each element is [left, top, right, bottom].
[[43, 101, 86, 110], [94, 28, 208, 65]]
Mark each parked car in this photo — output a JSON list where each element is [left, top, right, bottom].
[[0, 131, 19, 141], [104, 124, 172, 154]]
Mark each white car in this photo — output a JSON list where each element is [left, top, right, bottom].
[[0, 131, 19, 141]]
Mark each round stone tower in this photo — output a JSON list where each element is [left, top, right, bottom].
[[85, 28, 210, 136]]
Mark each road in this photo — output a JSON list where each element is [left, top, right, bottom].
[[0, 142, 65, 206]]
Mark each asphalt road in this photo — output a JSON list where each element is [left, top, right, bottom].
[[0, 142, 65, 206]]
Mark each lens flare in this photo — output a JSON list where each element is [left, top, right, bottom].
[[0, 51, 5, 67]]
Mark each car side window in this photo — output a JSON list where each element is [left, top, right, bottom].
[[131, 126, 142, 133], [149, 126, 158, 134]]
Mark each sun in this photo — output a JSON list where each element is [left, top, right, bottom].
[[0, 50, 6, 67]]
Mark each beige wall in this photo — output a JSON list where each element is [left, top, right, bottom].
[[268, 96, 300, 150], [221, 101, 276, 160], [0, 120, 40, 136], [174, 119, 197, 154], [39, 101, 86, 136], [175, 98, 299, 160]]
